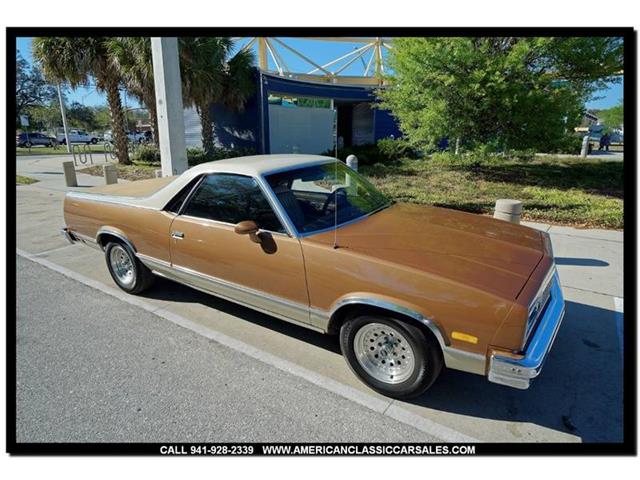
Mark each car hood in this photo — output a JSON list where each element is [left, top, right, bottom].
[[304, 203, 544, 300]]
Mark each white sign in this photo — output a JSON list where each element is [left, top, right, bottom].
[[20, 115, 29, 127]]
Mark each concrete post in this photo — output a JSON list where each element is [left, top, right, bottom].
[[346, 154, 358, 172], [151, 37, 189, 178], [580, 135, 590, 159], [103, 164, 118, 185], [62, 161, 77, 187], [494, 199, 523, 224], [155, 169, 163, 178]]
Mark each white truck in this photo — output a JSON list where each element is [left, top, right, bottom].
[[57, 129, 99, 145]]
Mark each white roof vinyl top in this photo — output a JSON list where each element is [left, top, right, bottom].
[[189, 154, 336, 177]]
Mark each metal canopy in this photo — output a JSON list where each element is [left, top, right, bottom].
[[233, 37, 392, 86]]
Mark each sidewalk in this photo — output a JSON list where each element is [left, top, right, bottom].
[[15, 155, 624, 443]]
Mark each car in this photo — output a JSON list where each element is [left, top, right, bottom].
[[104, 130, 146, 144], [57, 128, 99, 145], [16, 132, 57, 148], [61, 154, 565, 399]]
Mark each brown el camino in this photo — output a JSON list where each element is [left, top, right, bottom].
[[62, 155, 565, 398]]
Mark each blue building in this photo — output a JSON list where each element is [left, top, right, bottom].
[[184, 70, 402, 155]]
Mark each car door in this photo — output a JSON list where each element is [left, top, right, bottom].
[[169, 173, 311, 325]]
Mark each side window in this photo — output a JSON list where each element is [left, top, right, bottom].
[[182, 174, 285, 233], [164, 176, 203, 214]]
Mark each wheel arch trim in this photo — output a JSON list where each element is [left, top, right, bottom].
[[96, 226, 137, 253]]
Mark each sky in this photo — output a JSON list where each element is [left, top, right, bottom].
[[17, 36, 623, 110]]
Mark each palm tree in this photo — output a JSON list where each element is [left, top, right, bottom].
[[107, 37, 158, 146], [32, 37, 131, 164], [179, 37, 255, 155]]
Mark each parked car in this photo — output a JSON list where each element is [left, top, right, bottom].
[[16, 132, 58, 148], [61, 155, 565, 398], [103, 130, 146, 144], [57, 129, 99, 145]]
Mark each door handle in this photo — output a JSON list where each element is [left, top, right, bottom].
[[171, 231, 184, 239]]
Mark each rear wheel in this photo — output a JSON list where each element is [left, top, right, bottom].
[[24, 141, 32, 148], [340, 315, 443, 399], [104, 241, 155, 294], [91, 138, 98, 144]]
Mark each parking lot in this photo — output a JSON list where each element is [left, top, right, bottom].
[[15, 154, 624, 443]]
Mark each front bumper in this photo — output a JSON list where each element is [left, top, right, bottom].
[[488, 270, 565, 389]]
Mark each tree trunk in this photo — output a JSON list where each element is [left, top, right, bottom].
[[105, 81, 130, 165], [198, 105, 214, 156], [149, 103, 159, 148]]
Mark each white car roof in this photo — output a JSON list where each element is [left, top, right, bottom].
[[188, 154, 335, 177]]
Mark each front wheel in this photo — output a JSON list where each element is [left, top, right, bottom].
[[340, 315, 443, 399], [105, 241, 155, 294], [91, 138, 98, 144]]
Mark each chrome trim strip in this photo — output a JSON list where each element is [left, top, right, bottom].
[[136, 253, 322, 332], [66, 191, 160, 210], [328, 296, 486, 375]]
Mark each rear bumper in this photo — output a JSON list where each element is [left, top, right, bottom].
[[488, 270, 565, 389], [61, 227, 78, 244]]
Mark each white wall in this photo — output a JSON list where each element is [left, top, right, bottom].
[[183, 107, 202, 148], [268, 105, 335, 155]]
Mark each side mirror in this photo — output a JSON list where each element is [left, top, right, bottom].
[[234, 220, 261, 243]]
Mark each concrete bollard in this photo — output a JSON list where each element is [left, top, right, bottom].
[[494, 199, 523, 224], [155, 169, 163, 178], [62, 161, 78, 187], [580, 135, 590, 159], [103, 164, 118, 185], [346, 154, 358, 172]]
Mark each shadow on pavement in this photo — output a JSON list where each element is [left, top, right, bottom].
[[142, 279, 623, 442], [407, 300, 623, 442], [555, 257, 610, 267]]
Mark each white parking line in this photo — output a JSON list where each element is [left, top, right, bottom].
[[16, 248, 479, 443], [613, 297, 624, 359]]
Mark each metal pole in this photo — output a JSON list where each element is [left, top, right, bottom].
[[151, 37, 189, 177], [57, 83, 71, 153]]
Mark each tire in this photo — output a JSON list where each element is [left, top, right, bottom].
[[340, 315, 443, 399], [24, 141, 32, 148], [91, 138, 98, 144], [104, 241, 155, 294]]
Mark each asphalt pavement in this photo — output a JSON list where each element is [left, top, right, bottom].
[[16, 255, 438, 443]]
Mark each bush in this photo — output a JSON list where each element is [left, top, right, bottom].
[[376, 137, 417, 161], [187, 146, 257, 166], [131, 145, 161, 165]]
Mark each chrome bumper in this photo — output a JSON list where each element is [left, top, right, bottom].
[[61, 227, 78, 244], [488, 271, 565, 389]]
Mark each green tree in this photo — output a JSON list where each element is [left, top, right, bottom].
[[107, 37, 159, 145], [179, 37, 255, 155], [32, 37, 130, 164], [378, 37, 624, 152], [15, 51, 56, 127], [598, 100, 624, 128]]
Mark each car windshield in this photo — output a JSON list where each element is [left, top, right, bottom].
[[265, 160, 391, 235]]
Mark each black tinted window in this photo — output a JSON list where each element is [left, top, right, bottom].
[[182, 174, 285, 233]]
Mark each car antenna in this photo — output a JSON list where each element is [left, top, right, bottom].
[[333, 158, 339, 249]]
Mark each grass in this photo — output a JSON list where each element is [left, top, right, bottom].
[[16, 175, 38, 185], [16, 144, 111, 156], [78, 162, 159, 182], [75, 154, 623, 229], [361, 155, 623, 229]]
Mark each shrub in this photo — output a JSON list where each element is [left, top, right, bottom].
[[131, 145, 161, 165], [187, 146, 258, 166], [376, 137, 417, 161]]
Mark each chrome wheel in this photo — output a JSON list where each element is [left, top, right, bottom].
[[353, 322, 416, 384], [109, 245, 135, 287]]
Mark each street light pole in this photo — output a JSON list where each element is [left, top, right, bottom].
[[57, 83, 71, 153], [150, 37, 188, 177]]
